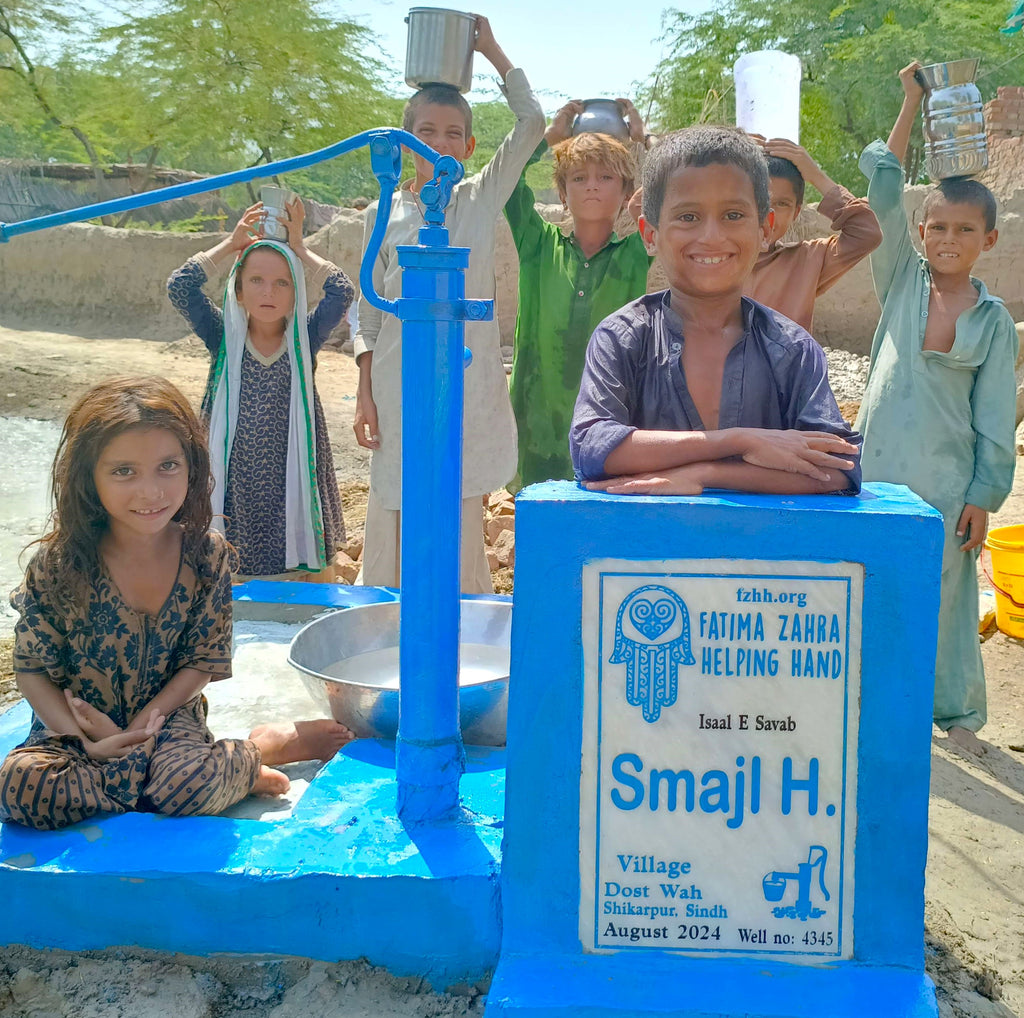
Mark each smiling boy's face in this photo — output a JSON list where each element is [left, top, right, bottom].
[[918, 198, 997, 277], [641, 162, 771, 300], [409, 101, 476, 183]]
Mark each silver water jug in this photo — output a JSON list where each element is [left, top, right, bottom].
[[915, 59, 988, 180], [259, 185, 297, 242], [404, 7, 476, 93]]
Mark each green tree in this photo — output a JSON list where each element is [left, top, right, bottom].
[[0, 2, 109, 180], [463, 98, 550, 192], [645, 0, 1023, 191], [100, 0, 397, 176]]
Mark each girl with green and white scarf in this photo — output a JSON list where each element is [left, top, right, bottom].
[[168, 199, 353, 576]]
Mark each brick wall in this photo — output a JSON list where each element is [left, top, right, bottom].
[[985, 86, 1024, 138]]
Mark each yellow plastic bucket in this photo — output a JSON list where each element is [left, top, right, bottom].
[[984, 524, 1024, 638]]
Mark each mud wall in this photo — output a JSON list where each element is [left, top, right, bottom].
[[1, 187, 1022, 353]]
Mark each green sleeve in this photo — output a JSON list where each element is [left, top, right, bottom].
[[859, 140, 919, 306], [503, 140, 549, 255], [965, 314, 1019, 511]]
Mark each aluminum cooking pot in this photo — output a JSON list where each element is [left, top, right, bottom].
[[571, 98, 630, 142], [405, 7, 476, 93]]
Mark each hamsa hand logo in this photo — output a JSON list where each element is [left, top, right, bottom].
[[610, 585, 695, 722]]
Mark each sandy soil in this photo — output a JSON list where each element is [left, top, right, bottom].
[[0, 324, 371, 486], [1, 324, 1023, 1017]]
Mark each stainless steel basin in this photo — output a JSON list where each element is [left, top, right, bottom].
[[287, 599, 511, 745]]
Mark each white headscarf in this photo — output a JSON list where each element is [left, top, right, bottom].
[[207, 239, 326, 571]]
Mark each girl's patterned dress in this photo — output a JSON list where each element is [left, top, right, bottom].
[[0, 532, 260, 831], [168, 256, 352, 575]]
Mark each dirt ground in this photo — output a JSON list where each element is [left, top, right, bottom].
[[1, 324, 1023, 1017]]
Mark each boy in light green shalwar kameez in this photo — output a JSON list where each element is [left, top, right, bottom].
[[856, 62, 1018, 755]]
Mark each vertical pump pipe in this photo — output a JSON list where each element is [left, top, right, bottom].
[[363, 135, 493, 822]]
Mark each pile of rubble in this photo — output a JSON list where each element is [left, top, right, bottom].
[[323, 489, 517, 591], [483, 489, 516, 594]]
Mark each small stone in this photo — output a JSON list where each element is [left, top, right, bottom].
[[331, 551, 359, 584], [486, 515, 514, 546], [486, 548, 500, 572], [486, 490, 516, 517], [341, 537, 363, 561], [492, 529, 515, 568]]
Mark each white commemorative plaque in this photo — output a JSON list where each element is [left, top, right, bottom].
[[580, 558, 862, 961]]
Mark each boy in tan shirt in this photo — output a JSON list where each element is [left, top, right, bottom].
[[353, 16, 544, 592], [746, 138, 882, 333]]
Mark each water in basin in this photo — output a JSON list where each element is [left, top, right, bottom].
[[321, 642, 509, 688]]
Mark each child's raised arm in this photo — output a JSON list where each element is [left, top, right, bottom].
[[202, 204, 266, 268], [467, 16, 545, 212], [473, 14, 512, 82], [167, 204, 265, 353], [887, 61, 925, 165], [856, 63, 925, 308], [545, 99, 585, 149], [285, 197, 355, 352], [763, 139, 838, 202], [764, 138, 881, 295]]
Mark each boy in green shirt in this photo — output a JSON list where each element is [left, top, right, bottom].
[[504, 99, 652, 489], [857, 61, 1018, 754]]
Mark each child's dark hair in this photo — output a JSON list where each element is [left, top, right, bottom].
[[922, 177, 997, 232], [641, 126, 770, 226], [403, 84, 473, 136], [36, 376, 213, 608], [767, 156, 806, 207]]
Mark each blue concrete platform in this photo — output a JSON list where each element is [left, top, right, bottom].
[[0, 585, 508, 990], [485, 954, 938, 1017]]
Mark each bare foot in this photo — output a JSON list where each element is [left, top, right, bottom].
[[248, 719, 355, 766], [251, 765, 291, 797], [947, 726, 987, 756]]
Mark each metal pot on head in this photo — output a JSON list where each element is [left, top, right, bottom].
[[405, 7, 476, 93], [259, 185, 297, 242], [571, 99, 630, 143], [915, 59, 988, 180]]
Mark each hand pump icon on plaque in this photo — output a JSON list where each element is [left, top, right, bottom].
[[762, 845, 831, 921], [610, 585, 695, 723]]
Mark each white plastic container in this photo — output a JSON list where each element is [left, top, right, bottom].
[[734, 50, 802, 142]]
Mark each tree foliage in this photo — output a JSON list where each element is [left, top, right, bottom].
[[0, 3, 109, 175], [99, 0, 397, 172], [0, 0, 407, 211], [644, 0, 1024, 191]]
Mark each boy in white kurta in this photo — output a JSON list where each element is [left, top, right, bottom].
[[353, 16, 544, 591], [856, 63, 1018, 755]]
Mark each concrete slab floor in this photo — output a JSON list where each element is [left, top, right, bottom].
[[0, 584, 507, 989]]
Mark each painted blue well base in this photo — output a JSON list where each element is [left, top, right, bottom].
[[0, 588, 505, 990], [486, 955, 938, 1017], [490, 482, 943, 1018]]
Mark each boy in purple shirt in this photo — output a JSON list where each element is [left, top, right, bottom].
[[571, 126, 861, 495]]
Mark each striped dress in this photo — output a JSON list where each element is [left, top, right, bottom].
[[0, 532, 260, 830]]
